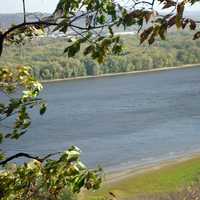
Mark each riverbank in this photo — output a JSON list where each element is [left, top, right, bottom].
[[82, 153, 200, 200], [41, 63, 200, 84]]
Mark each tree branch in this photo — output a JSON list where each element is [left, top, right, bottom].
[[0, 20, 58, 56], [0, 153, 41, 165], [3, 21, 58, 38], [22, 0, 26, 23], [0, 97, 43, 122], [0, 152, 61, 165]]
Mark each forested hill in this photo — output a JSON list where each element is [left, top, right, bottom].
[[0, 12, 135, 34], [0, 13, 50, 28], [0, 11, 199, 27], [0, 11, 199, 29], [0, 31, 200, 81]]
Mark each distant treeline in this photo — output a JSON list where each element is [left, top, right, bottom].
[[1, 31, 200, 80]]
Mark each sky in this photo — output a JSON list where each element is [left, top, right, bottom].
[[0, 0, 199, 14], [0, 0, 60, 14]]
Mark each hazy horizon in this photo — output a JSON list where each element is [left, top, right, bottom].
[[0, 0, 199, 14], [0, 0, 59, 14]]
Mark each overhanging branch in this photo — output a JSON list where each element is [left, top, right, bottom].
[[3, 21, 58, 38], [0, 152, 61, 165]]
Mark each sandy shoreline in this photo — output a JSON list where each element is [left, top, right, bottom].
[[41, 63, 200, 84], [104, 151, 200, 184]]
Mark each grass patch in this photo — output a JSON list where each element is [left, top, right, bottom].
[[83, 156, 200, 200]]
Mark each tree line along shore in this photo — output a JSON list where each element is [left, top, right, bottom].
[[1, 31, 200, 81]]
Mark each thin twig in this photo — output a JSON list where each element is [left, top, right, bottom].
[[22, 0, 26, 23]]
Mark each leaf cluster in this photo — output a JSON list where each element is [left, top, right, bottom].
[[0, 146, 102, 200], [0, 66, 46, 160]]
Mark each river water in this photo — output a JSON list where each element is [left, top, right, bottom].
[[3, 67, 200, 170]]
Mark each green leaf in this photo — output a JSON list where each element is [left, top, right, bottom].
[[64, 41, 81, 57], [40, 103, 47, 115], [0, 133, 3, 143], [193, 31, 200, 40], [84, 45, 95, 56], [0, 151, 5, 161]]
